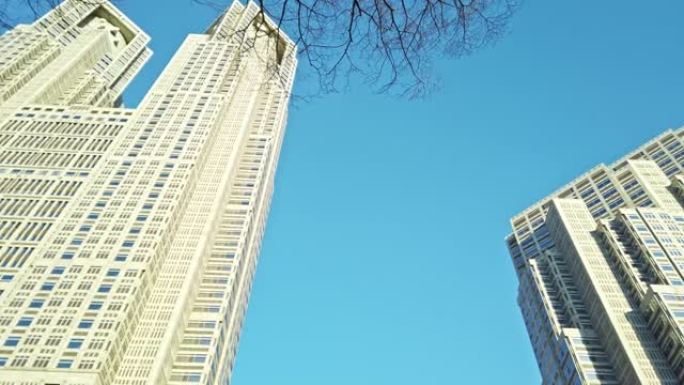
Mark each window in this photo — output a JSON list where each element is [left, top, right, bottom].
[[29, 299, 44, 308], [4, 336, 19, 347], [51, 266, 65, 275], [106, 269, 119, 277], [41, 282, 55, 291], [16, 317, 32, 327], [98, 284, 111, 293], [78, 320, 93, 329], [170, 373, 202, 382], [67, 339, 83, 349], [57, 359, 73, 368], [183, 337, 212, 346], [88, 301, 103, 310]]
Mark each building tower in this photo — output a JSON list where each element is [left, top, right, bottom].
[[508, 129, 684, 385], [0, 1, 297, 385]]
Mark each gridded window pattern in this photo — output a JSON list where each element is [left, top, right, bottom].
[[508, 129, 684, 384], [0, 107, 130, 294], [0, 1, 295, 384], [0, 0, 151, 112]]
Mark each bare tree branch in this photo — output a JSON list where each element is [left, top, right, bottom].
[[0, 0, 519, 98]]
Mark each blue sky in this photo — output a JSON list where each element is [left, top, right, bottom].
[[115, 1, 684, 384]]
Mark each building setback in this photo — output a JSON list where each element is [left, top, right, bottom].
[[508, 129, 684, 385], [0, 1, 296, 384]]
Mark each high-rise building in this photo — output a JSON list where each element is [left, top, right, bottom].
[[0, 1, 296, 384], [508, 129, 684, 385]]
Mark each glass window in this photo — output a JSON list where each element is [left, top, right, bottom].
[[40, 282, 55, 291], [16, 317, 32, 327], [57, 359, 73, 368], [29, 299, 44, 308], [67, 339, 83, 349]]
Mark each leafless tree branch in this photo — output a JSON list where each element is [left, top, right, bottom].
[[0, 0, 519, 98]]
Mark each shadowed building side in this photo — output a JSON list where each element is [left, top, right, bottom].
[[509, 130, 684, 384]]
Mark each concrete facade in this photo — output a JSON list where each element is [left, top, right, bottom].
[[509, 129, 684, 384], [0, 1, 296, 384]]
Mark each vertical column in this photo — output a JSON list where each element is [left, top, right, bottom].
[[547, 198, 677, 384]]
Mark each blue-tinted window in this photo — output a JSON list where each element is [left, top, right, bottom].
[[4, 337, 19, 347], [187, 373, 201, 382], [191, 355, 206, 363], [16, 317, 32, 327], [0, 357, 6, 366], [106, 269, 119, 277], [62, 252, 74, 260], [0, 274, 13, 282], [40, 282, 55, 291], [115, 254, 127, 262], [57, 359, 73, 368], [51, 267, 65, 275], [29, 299, 44, 308], [98, 285, 111, 293], [88, 301, 103, 310], [67, 339, 83, 349], [78, 320, 93, 329], [122, 240, 134, 248]]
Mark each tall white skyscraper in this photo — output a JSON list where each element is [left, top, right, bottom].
[[0, 1, 296, 385], [509, 129, 684, 385]]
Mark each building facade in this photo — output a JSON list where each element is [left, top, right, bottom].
[[508, 129, 684, 385], [0, 1, 296, 385]]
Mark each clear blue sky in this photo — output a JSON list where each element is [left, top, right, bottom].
[[114, 1, 684, 384]]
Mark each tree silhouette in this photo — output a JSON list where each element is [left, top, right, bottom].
[[0, 0, 518, 97]]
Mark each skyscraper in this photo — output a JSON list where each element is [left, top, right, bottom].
[[508, 129, 684, 385], [0, 1, 296, 384]]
